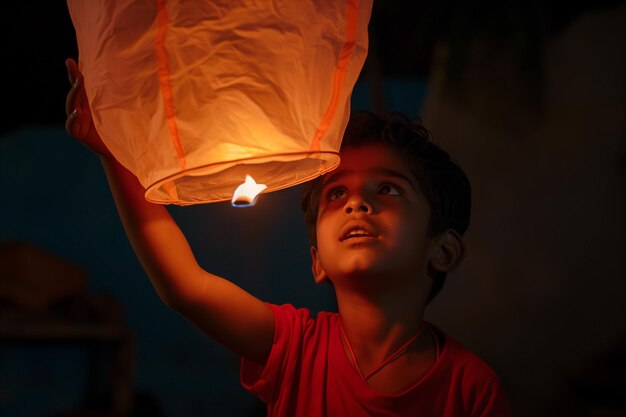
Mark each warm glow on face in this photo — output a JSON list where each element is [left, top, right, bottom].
[[231, 175, 267, 207]]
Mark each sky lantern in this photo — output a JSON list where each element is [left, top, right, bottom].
[[67, 0, 373, 206]]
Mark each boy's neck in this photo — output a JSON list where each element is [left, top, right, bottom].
[[334, 286, 436, 393], [335, 285, 428, 356]]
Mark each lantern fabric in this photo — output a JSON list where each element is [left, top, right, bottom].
[[67, 0, 372, 205]]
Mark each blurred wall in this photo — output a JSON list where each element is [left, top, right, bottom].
[[423, 5, 626, 416]]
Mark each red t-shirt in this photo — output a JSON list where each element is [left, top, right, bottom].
[[241, 304, 512, 417]]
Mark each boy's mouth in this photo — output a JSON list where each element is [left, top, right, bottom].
[[339, 223, 377, 241]]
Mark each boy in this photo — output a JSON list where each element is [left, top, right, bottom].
[[65, 58, 511, 416]]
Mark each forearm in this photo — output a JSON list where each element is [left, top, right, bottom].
[[100, 157, 204, 307]]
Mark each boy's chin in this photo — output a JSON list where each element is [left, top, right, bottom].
[[331, 254, 422, 286], [330, 258, 391, 282], [338, 254, 376, 270]]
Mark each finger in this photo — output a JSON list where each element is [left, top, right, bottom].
[[66, 58, 78, 85], [65, 108, 80, 137], [67, 107, 92, 140], [65, 79, 80, 116], [65, 73, 88, 117]]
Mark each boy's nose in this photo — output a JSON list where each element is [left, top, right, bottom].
[[344, 194, 372, 214]]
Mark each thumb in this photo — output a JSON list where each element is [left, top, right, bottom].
[[66, 58, 79, 85]]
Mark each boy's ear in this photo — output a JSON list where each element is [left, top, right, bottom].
[[429, 229, 466, 274], [310, 246, 328, 284]]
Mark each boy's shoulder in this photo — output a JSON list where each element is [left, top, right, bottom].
[[433, 324, 512, 414], [432, 323, 504, 383]]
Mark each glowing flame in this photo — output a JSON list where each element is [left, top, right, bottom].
[[231, 175, 267, 207]]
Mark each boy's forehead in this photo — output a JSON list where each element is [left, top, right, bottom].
[[322, 144, 416, 185]]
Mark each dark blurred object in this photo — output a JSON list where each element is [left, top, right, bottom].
[[0, 240, 136, 416], [53, 291, 126, 324], [0, 240, 87, 311]]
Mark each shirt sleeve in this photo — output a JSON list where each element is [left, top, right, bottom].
[[470, 372, 513, 417], [441, 332, 513, 417], [240, 303, 313, 404]]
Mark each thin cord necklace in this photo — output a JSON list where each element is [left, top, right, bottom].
[[339, 321, 425, 380]]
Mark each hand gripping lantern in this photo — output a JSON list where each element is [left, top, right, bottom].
[[67, 0, 372, 205]]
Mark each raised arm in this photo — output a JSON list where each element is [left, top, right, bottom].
[[65, 58, 274, 363]]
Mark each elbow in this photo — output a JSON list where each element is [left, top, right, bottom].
[[158, 289, 181, 311], [150, 277, 197, 313], [157, 285, 193, 313], [144, 266, 208, 315], [139, 261, 201, 310]]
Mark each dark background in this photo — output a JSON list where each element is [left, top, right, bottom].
[[2, 1, 624, 135], [1, 1, 625, 416]]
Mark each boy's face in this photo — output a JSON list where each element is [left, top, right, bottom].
[[312, 144, 434, 288]]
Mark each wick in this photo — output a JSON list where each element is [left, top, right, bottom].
[[232, 197, 253, 207]]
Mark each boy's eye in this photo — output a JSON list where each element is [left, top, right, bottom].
[[327, 187, 347, 201], [378, 184, 401, 196]]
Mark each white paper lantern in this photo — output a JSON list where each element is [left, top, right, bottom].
[[67, 0, 372, 205]]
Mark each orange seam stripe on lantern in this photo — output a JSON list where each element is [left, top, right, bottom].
[[155, 0, 186, 171], [309, 0, 360, 153]]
